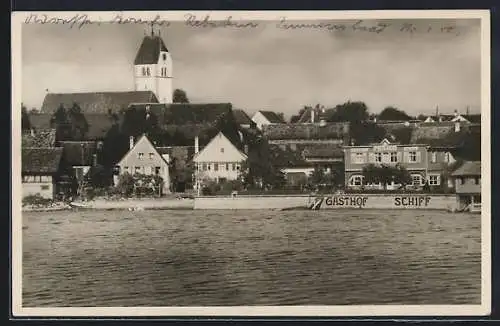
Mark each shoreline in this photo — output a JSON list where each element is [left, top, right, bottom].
[[20, 193, 473, 213]]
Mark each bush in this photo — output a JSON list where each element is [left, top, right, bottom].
[[22, 194, 53, 207], [116, 173, 135, 197]]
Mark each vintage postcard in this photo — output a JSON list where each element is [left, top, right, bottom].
[[11, 10, 491, 317]]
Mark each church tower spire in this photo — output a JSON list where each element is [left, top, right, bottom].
[[133, 27, 173, 104]]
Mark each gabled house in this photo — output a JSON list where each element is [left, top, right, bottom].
[[192, 132, 248, 188], [114, 134, 171, 194], [22, 147, 64, 199], [232, 109, 255, 129], [451, 161, 481, 212], [251, 110, 285, 130]]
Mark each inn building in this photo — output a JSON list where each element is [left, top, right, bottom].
[[343, 138, 430, 190]]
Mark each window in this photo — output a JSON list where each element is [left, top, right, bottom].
[[349, 175, 364, 186], [219, 178, 227, 184], [444, 152, 450, 163], [124, 166, 129, 173], [41, 185, 49, 190], [226, 163, 229, 170], [220, 148, 225, 153], [475, 177, 480, 185], [236, 165, 240, 170], [232, 163, 236, 171], [155, 167, 161, 175], [214, 163, 219, 171], [146, 67, 151, 76], [428, 175, 440, 186], [208, 163, 211, 171], [145, 166, 152, 175], [142, 67, 147, 76], [220, 164, 225, 170], [431, 152, 437, 163], [353, 152, 365, 164], [163, 53, 167, 61], [409, 151, 417, 163], [412, 174, 422, 186], [390, 152, 398, 162], [203, 163, 207, 171], [374, 152, 382, 162], [138, 153, 144, 160], [135, 166, 141, 174], [149, 153, 154, 160], [458, 177, 464, 185]]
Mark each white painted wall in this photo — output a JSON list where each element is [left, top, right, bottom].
[[193, 132, 247, 184], [134, 51, 173, 104], [251, 111, 271, 130], [117, 135, 171, 194], [23, 176, 54, 199]]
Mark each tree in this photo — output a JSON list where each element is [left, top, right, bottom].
[[378, 106, 412, 121], [392, 163, 412, 189], [290, 106, 309, 123], [362, 163, 412, 190], [50, 104, 73, 140], [67, 102, 89, 140], [173, 89, 190, 103], [21, 104, 31, 131], [326, 101, 369, 123]]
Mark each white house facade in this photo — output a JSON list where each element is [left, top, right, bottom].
[[192, 132, 248, 187], [114, 134, 171, 194]]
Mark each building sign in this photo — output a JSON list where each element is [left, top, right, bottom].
[[311, 195, 436, 209], [324, 195, 369, 208], [394, 196, 431, 207], [373, 145, 398, 152]]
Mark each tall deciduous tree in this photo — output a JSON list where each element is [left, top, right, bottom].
[[67, 102, 89, 140], [21, 104, 31, 131], [50, 104, 73, 141], [173, 89, 190, 103], [326, 101, 369, 123], [378, 106, 412, 121]]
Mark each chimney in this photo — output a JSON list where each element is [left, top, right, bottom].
[[195, 136, 199, 154], [92, 154, 98, 166], [455, 121, 461, 132], [129, 136, 134, 149]]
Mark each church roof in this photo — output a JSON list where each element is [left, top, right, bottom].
[[41, 91, 159, 114], [134, 35, 169, 65], [128, 103, 233, 125]]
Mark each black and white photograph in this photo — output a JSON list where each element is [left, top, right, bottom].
[[11, 10, 491, 317]]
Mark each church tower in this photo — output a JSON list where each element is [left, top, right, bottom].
[[133, 27, 173, 104]]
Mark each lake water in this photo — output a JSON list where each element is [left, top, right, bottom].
[[22, 209, 481, 307]]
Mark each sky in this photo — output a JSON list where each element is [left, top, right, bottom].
[[22, 17, 482, 118]]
